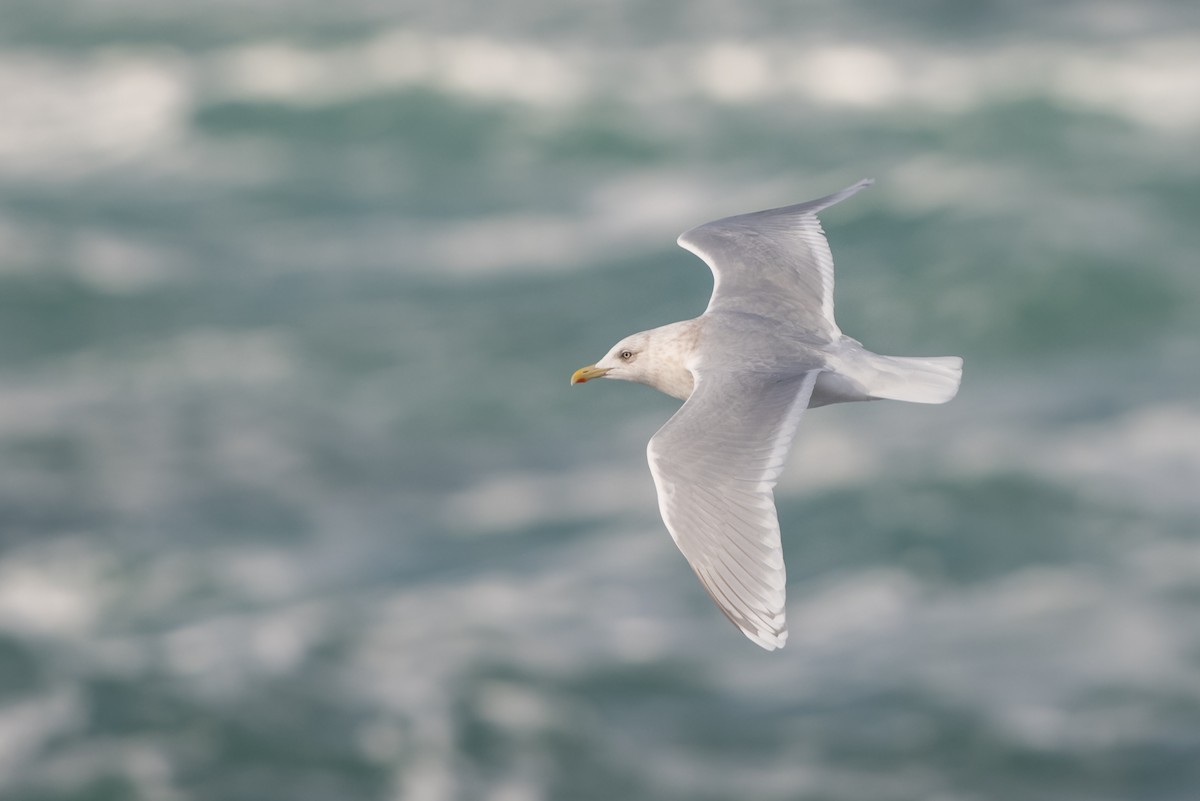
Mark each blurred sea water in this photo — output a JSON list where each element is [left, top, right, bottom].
[[1, 1, 1200, 799]]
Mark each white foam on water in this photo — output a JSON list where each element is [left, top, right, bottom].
[[324, 515, 1200, 796], [787, 568, 921, 649], [193, 30, 1200, 132], [207, 32, 585, 107], [346, 153, 1177, 277], [768, 382, 1200, 517], [70, 229, 186, 293], [161, 602, 331, 688], [0, 689, 84, 787], [418, 214, 594, 275], [1049, 38, 1200, 131], [0, 328, 306, 527], [0, 50, 190, 176], [5, 28, 1196, 186], [221, 171, 729, 277], [787, 44, 905, 109], [441, 465, 654, 534], [113, 327, 301, 388], [1, 13, 1197, 797], [940, 400, 1200, 512], [0, 541, 111, 636], [0, 456, 1190, 798], [2, 32, 1194, 289], [475, 680, 557, 732], [693, 42, 773, 101]]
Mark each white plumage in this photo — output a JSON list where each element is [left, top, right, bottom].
[[571, 179, 962, 650]]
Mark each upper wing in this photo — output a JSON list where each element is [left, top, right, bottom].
[[676, 179, 873, 339], [646, 370, 818, 650]]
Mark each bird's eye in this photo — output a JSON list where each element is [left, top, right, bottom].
[[620, 350, 633, 360]]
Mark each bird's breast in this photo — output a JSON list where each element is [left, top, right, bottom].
[[643, 366, 695, 401]]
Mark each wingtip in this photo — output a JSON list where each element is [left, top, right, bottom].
[[805, 178, 875, 215], [746, 625, 788, 651], [845, 177, 875, 195]]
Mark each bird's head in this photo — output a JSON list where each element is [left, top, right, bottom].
[[570, 321, 698, 401], [570, 332, 652, 386]]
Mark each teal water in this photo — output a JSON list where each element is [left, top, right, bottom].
[[2, 2, 1199, 799]]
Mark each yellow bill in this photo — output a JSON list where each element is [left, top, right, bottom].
[[570, 364, 610, 385]]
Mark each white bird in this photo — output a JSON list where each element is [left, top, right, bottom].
[[570, 179, 962, 650]]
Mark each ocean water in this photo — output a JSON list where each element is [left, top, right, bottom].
[[2, 1, 1199, 799]]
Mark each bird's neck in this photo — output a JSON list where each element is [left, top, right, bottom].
[[639, 319, 702, 401]]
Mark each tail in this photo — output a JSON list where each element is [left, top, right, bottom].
[[862, 355, 963, 404]]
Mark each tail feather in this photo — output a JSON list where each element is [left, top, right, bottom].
[[863, 355, 963, 404]]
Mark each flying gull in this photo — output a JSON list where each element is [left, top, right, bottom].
[[571, 179, 962, 650]]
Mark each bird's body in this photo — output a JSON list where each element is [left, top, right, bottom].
[[571, 179, 962, 650]]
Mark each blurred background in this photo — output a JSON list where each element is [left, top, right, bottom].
[[1, 0, 1199, 799]]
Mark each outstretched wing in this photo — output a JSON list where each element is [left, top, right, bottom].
[[676, 179, 873, 339], [646, 370, 818, 650]]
